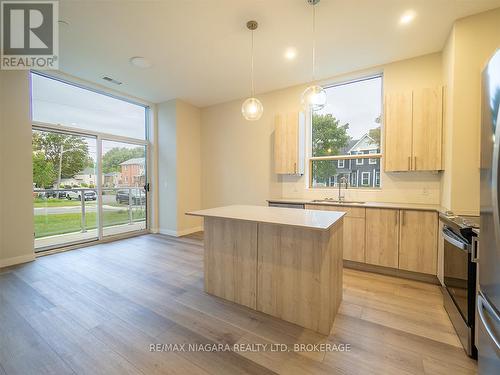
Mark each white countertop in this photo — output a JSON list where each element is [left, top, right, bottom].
[[186, 205, 345, 230], [268, 198, 443, 212]]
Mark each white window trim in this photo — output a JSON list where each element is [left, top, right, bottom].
[[361, 172, 370, 186], [356, 152, 364, 165], [369, 149, 377, 164], [305, 73, 384, 190], [338, 159, 345, 168]]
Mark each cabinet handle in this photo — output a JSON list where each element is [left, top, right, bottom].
[[402, 210, 406, 226], [294, 162, 297, 174], [414, 156, 417, 170], [408, 156, 411, 170], [395, 210, 399, 226]]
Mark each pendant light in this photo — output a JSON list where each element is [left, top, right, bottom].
[[241, 20, 263, 121], [301, 0, 327, 111]]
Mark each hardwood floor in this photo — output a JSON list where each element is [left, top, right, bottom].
[[0, 233, 477, 374]]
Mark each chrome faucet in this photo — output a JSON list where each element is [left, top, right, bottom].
[[338, 176, 348, 202]]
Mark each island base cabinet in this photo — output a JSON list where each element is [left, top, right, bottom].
[[365, 208, 399, 268], [257, 221, 343, 335], [399, 210, 438, 275], [203, 217, 257, 309], [305, 204, 365, 262]]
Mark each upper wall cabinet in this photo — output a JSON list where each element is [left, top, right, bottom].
[[274, 112, 305, 175], [384, 87, 443, 172]]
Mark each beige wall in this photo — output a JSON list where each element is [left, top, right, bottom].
[[441, 8, 500, 215], [157, 99, 202, 235], [176, 100, 202, 233], [0, 71, 35, 267], [201, 53, 443, 208]]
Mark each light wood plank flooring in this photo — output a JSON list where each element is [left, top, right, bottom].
[[0, 233, 477, 374]]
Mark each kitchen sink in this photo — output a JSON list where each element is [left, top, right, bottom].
[[311, 199, 365, 204]]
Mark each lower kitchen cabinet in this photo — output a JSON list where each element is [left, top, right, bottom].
[[305, 204, 365, 262], [365, 208, 399, 268], [398, 210, 438, 274]]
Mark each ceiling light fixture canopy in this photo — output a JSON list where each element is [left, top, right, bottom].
[[241, 20, 263, 121], [301, 0, 327, 111]]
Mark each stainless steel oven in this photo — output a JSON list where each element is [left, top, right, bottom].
[[442, 219, 478, 358]]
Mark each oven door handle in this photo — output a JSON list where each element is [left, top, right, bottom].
[[477, 293, 500, 354], [442, 228, 469, 251]]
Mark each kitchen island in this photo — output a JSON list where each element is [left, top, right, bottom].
[[186, 205, 345, 335]]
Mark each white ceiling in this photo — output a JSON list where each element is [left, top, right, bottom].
[[58, 0, 500, 107]]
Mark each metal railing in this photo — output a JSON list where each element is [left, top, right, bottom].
[[33, 187, 146, 235]]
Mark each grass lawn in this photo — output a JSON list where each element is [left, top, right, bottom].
[[33, 198, 99, 208], [35, 209, 145, 238]]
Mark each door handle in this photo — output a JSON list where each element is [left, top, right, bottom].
[[477, 294, 500, 353], [471, 236, 479, 263]]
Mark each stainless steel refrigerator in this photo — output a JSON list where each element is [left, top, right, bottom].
[[479, 49, 500, 374]]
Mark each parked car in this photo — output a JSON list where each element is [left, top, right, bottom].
[[116, 189, 146, 205], [66, 190, 97, 201]]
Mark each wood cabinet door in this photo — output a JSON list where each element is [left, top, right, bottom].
[[399, 210, 438, 274], [274, 112, 298, 174], [412, 87, 443, 171], [305, 204, 366, 262], [365, 208, 399, 268], [384, 92, 413, 172]]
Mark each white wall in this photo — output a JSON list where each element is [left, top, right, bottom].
[[0, 71, 35, 267], [201, 53, 443, 208]]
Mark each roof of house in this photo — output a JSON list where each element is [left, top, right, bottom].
[[76, 167, 96, 175], [347, 134, 378, 153], [120, 157, 145, 166]]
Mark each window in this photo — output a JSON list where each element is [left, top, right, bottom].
[[375, 171, 380, 187], [356, 152, 364, 165], [31, 73, 149, 252], [309, 75, 382, 188], [361, 172, 370, 186], [31, 73, 147, 139]]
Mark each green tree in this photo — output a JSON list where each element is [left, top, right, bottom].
[[311, 113, 350, 184], [32, 152, 56, 188], [368, 115, 381, 146], [368, 126, 380, 145], [32, 132, 93, 180], [102, 147, 144, 173]]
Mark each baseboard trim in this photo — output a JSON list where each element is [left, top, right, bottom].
[[159, 226, 203, 237], [344, 260, 440, 285], [0, 253, 36, 269]]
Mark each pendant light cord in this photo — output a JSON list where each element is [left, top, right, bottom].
[[312, 3, 316, 81], [251, 28, 255, 97]]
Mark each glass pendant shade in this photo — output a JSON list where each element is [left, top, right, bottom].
[[241, 97, 263, 121], [301, 85, 327, 111]]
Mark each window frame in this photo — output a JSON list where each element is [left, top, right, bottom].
[[369, 149, 378, 164], [361, 172, 371, 186], [306, 73, 383, 190], [338, 159, 345, 168]]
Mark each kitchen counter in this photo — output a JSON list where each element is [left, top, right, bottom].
[[268, 198, 443, 212], [186, 204, 344, 335], [187, 204, 345, 230]]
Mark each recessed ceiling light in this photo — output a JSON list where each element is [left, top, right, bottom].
[[399, 10, 416, 25], [284, 47, 297, 60], [129, 56, 152, 69]]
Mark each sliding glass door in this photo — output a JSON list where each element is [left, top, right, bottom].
[[33, 129, 99, 249], [101, 140, 147, 237], [31, 72, 150, 252]]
